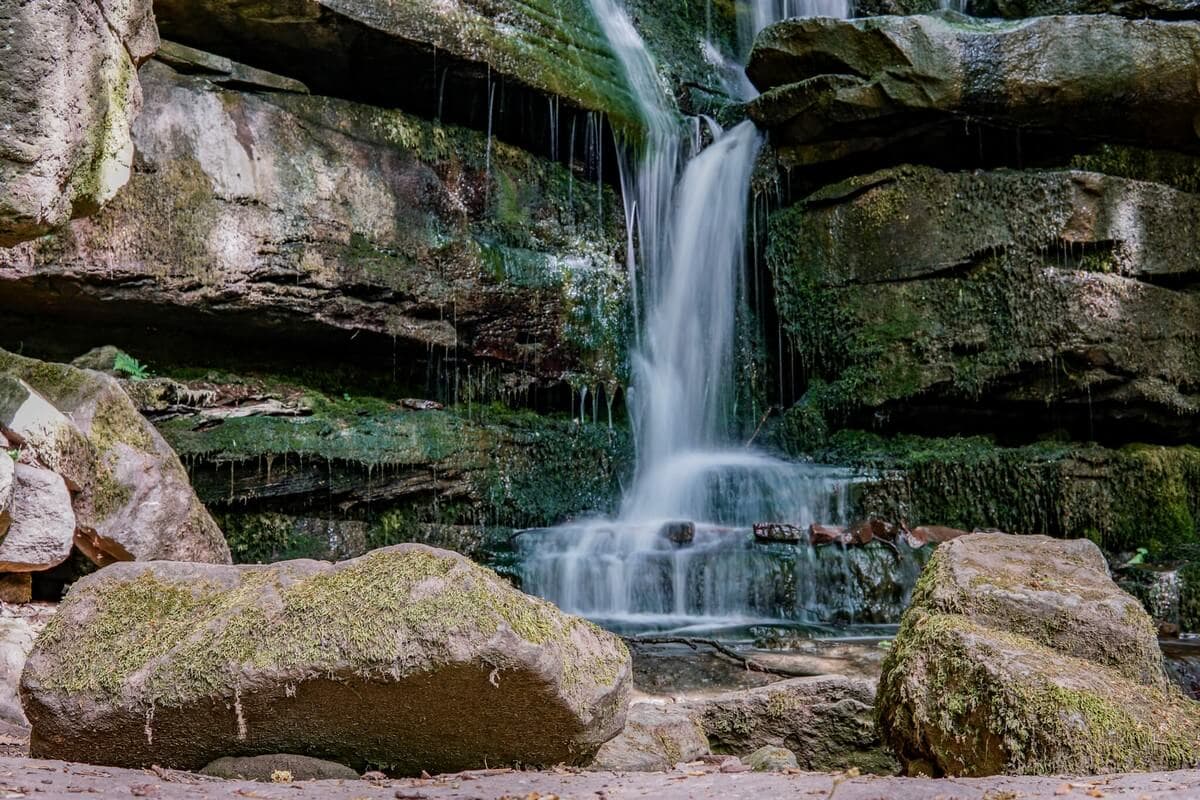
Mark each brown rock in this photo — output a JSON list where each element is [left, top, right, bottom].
[[681, 676, 897, 774], [808, 523, 850, 546], [0, 465, 75, 572], [200, 754, 358, 781], [660, 521, 696, 545], [0, 575, 31, 605], [72, 529, 134, 568], [905, 526, 970, 547], [877, 532, 1199, 776]]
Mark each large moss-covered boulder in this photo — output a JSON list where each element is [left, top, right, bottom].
[[0, 58, 628, 393], [747, 14, 1200, 167], [0, 0, 157, 245], [769, 166, 1200, 442], [21, 544, 632, 773], [0, 350, 228, 563], [877, 532, 1200, 776]]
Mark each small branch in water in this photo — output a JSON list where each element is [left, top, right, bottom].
[[744, 405, 780, 448], [625, 635, 820, 679]]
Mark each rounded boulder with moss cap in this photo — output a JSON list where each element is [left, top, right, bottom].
[[876, 532, 1200, 776], [19, 544, 632, 774]]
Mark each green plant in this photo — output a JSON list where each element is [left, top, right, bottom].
[[112, 353, 150, 381]]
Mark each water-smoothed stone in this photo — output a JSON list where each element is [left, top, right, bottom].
[[0, 465, 74, 572], [769, 166, 1200, 442], [877, 532, 1200, 776], [0, 59, 628, 393], [0, 350, 228, 564], [21, 544, 632, 773], [0, 0, 157, 245], [682, 676, 898, 774], [660, 521, 696, 545], [201, 754, 359, 781], [589, 702, 710, 771], [747, 745, 798, 772], [854, 0, 1200, 17], [748, 14, 1200, 167], [0, 377, 93, 493], [0, 616, 39, 727]]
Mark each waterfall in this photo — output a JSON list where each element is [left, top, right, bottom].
[[516, 0, 909, 634], [740, 0, 852, 55]]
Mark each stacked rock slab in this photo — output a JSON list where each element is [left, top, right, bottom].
[[747, 14, 1200, 168], [876, 532, 1200, 776], [20, 544, 632, 773], [0, 0, 157, 244]]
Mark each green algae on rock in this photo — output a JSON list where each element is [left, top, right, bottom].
[[771, 430, 1200, 557], [766, 166, 1200, 443], [876, 533, 1200, 776], [22, 544, 632, 773], [0, 58, 630, 396]]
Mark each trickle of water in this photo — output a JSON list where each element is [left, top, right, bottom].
[[740, 0, 851, 55]]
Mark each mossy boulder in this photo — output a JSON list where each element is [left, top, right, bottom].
[[767, 166, 1200, 441], [0, 349, 228, 564], [877, 532, 1200, 776], [747, 14, 1200, 168], [21, 544, 632, 773]]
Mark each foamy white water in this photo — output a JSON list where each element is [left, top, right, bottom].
[[516, 0, 899, 632]]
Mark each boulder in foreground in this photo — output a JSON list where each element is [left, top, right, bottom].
[[877, 532, 1200, 776], [21, 544, 632, 773]]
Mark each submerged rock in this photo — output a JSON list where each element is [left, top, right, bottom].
[[753, 523, 804, 543], [877, 532, 1200, 776], [0, 0, 157, 244], [660, 521, 696, 545], [748, 14, 1200, 167], [22, 544, 632, 773]]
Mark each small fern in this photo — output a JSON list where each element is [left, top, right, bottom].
[[113, 352, 150, 381]]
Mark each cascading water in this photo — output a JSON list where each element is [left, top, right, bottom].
[[741, 0, 852, 54], [518, 0, 921, 634]]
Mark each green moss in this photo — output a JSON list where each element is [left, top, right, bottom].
[[90, 394, 156, 455], [1070, 145, 1200, 194], [878, 610, 1200, 776], [37, 548, 626, 707], [777, 430, 1200, 558]]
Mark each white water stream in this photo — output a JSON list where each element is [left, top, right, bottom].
[[517, 0, 913, 634]]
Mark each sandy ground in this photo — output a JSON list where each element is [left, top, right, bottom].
[[1, 757, 1199, 799]]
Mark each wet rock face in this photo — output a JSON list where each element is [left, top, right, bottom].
[[747, 14, 1200, 168], [877, 532, 1200, 776], [589, 703, 710, 771], [0, 59, 628, 395], [21, 544, 632, 773], [769, 166, 1200, 442], [0, 0, 157, 245]]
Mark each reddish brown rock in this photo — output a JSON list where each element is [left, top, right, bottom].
[[0, 574, 31, 605], [808, 524, 850, 546]]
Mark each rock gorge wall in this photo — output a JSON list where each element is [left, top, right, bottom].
[[749, 5, 1200, 601], [1, 0, 1198, 621]]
